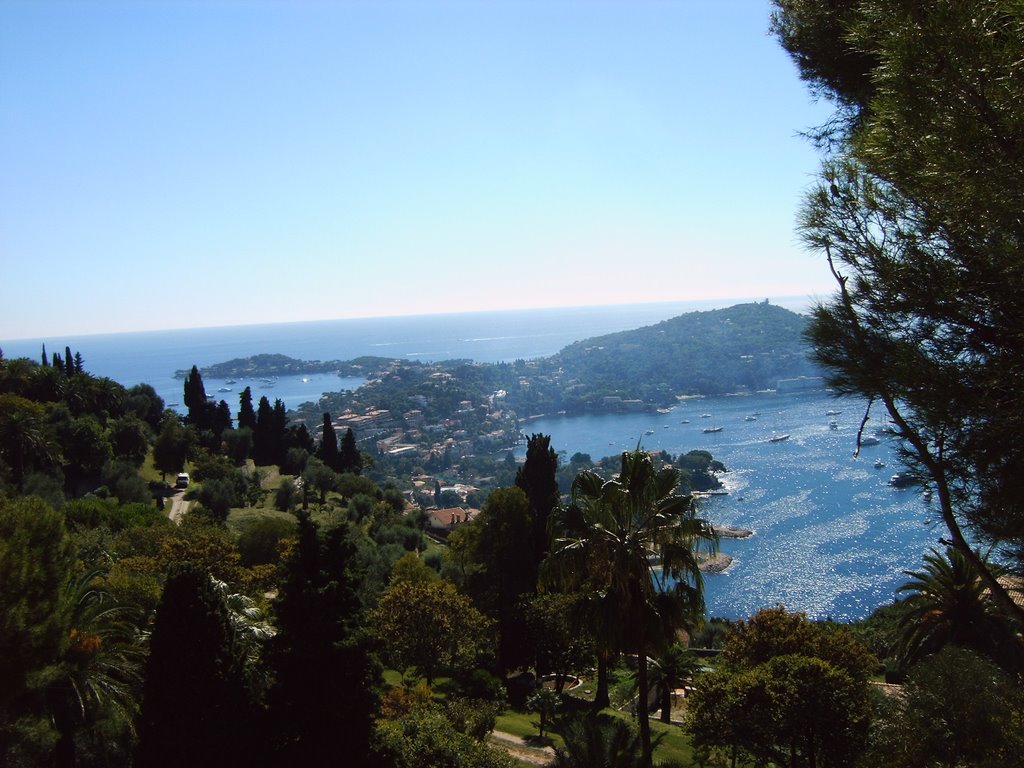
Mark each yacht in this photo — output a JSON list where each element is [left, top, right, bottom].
[[889, 473, 916, 488]]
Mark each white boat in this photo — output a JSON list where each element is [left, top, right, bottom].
[[889, 473, 916, 488], [218, 386, 232, 392], [829, 420, 838, 430], [745, 415, 758, 421], [768, 434, 790, 443], [703, 426, 723, 433], [874, 458, 886, 469], [861, 435, 881, 446]]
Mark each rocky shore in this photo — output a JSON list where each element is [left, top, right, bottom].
[[698, 552, 734, 573]]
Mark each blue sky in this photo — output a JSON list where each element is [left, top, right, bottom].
[[0, 0, 834, 340]]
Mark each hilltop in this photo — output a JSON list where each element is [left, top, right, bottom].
[[550, 301, 817, 402]]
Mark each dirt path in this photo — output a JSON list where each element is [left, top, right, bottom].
[[488, 730, 554, 766], [167, 489, 190, 524]]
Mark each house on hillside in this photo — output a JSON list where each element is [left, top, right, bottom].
[[427, 507, 480, 536]]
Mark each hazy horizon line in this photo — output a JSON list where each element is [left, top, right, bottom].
[[2, 294, 822, 346]]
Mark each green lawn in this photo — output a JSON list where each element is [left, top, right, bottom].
[[495, 699, 696, 766], [226, 506, 297, 537]]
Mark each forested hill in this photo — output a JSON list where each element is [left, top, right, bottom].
[[549, 302, 819, 401]]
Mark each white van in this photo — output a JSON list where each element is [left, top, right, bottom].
[[175, 472, 190, 489]]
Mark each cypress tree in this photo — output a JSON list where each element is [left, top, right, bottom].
[[183, 366, 209, 429], [271, 399, 288, 465], [263, 514, 380, 766], [134, 567, 255, 768], [64, 347, 73, 376], [290, 423, 315, 454], [339, 427, 361, 475], [41, 344, 48, 367], [252, 396, 275, 466], [214, 400, 233, 438], [72, 352, 83, 374], [515, 433, 560, 574], [317, 413, 339, 472], [238, 387, 257, 431], [53, 352, 62, 371]]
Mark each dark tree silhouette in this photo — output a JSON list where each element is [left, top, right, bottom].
[[339, 427, 361, 475], [317, 413, 340, 472], [134, 566, 255, 768], [263, 513, 380, 766], [238, 386, 256, 431]]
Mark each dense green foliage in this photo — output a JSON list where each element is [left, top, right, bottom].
[[859, 647, 1024, 768], [263, 513, 381, 765], [0, 496, 74, 763], [895, 547, 1020, 674], [772, 0, 1024, 628], [688, 607, 874, 768], [545, 451, 716, 764], [134, 566, 254, 768]]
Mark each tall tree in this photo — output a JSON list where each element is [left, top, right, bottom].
[[0, 497, 73, 764], [263, 513, 380, 766], [125, 383, 165, 432], [213, 399, 233, 439], [252, 396, 275, 466], [134, 566, 255, 768], [771, 0, 1024, 628], [462, 486, 536, 677], [182, 365, 210, 430], [338, 426, 361, 474], [544, 450, 715, 764], [317, 413, 339, 472], [515, 433, 560, 578], [237, 386, 256, 431], [270, 398, 288, 465]]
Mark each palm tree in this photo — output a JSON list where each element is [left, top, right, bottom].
[[896, 547, 1018, 672], [48, 568, 146, 768], [0, 394, 61, 485], [544, 450, 715, 765], [552, 713, 652, 768], [647, 643, 700, 724]]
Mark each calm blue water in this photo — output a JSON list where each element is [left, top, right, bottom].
[[2, 298, 932, 620], [520, 391, 937, 621]]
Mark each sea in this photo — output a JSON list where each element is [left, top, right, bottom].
[[1, 298, 937, 622]]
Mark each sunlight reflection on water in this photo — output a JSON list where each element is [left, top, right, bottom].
[[523, 391, 937, 620]]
